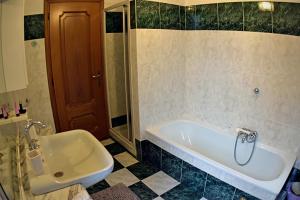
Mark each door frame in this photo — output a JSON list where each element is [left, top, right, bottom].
[[103, 1, 137, 155], [44, 0, 109, 133]]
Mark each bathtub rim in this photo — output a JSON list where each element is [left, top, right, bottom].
[[145, 119, 296, 199]]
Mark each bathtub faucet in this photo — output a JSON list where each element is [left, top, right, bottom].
[[234, 128, 258, 166], [236, 128, 257, 143]]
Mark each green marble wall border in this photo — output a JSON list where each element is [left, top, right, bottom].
[[132, 0, 300, 36], [24, 14, 44, 40]]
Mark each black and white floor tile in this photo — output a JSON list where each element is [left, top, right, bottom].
[[87, 138, 207, 200]]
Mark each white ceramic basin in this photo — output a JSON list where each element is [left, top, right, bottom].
[[28, 130, 114, 195]]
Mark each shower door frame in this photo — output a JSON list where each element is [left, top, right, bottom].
[[103, 1, 136, 155]]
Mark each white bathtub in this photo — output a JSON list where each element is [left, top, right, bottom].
[[145, 120, 296, 200]]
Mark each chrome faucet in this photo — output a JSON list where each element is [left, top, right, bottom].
[[237, 128, 257, 143], [24, 120, 47, 150], [234, 128, 258, 166]]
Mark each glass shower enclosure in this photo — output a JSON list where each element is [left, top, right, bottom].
[[104, 1, 134, 154]]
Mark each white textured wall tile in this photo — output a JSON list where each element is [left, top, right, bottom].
[[105, 0, 127, 8], [136, 30, 185, 137], [24, 0, 44, 15], [184, 31, 300, 157], [25, 39, 55, 130]]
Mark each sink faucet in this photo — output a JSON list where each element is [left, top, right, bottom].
[[24, 120, 47, 150]]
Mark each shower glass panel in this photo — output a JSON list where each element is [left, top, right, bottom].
[[105, 3, 132, 143]]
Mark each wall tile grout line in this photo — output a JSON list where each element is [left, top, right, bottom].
[[135, 0, 138, 29], [160, 148, 162, 169], [202, 173, 208, 197], [217, 3, 220, 30], [242, 2, 245, 31], [184, 6, 187, 30], [231, 187, 237, 200], [139, 140, 143, 162], [194, 5, 196, 30], [271, 7, 274, 33], [159, 2, 161, 29], [178, 5, 180, 30], [179, 160, 183, 182]]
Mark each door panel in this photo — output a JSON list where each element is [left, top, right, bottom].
[[49, 1, 108, 140], [60, 12, 93, 105]]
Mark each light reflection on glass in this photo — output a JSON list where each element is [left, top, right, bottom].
[[258, 2, 274, 12]]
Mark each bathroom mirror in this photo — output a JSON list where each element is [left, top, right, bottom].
[[105, 3, 133, 145]]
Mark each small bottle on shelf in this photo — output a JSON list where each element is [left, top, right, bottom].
[[19, 101, 27, 114], [0, 107, 3, 119], [2, 104, 8, 119], [15, 101, 20, 117]]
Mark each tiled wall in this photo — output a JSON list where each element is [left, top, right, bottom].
[[140, 140, 262, 200], [135, 30, 186, 139], [184, 30, 300, 156], [0, 1, 55, 131], [132, 0, 300, 158], [139, 139, 300, 200], [23, 12, 55, 130], [131, 0, 300, 36]]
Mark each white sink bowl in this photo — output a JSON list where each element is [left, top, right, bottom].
[[28, 130, 114, 195]]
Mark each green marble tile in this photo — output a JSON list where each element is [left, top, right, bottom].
[[244, 2, 272, 33], [130, 0, 136, 29], [195, 4, 218, 30], [185, 6, 196, 30], [161, 184, 203, 200], [160, 3, 180, 30], [180, 6, 186, 30], [181, 161, 206, 193], [218, 2, 243, 31], [24, 14, 44, 40], [161, 150, 182, 181], [233, 189, 260, 200], [273, 2, 300, 36], [135, 139, 142, 161], [87, 180, 110, 194], [105, 12, 123, 33], [136, 0, 160, 29], [129, 181, 158, 200], [141, 140, 161, 169], [204, 175, 236, 200]]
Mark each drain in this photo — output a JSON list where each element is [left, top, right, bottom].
[[54, 171, 64, 177]]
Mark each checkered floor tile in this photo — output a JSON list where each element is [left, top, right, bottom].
[[86, 138, 208, 200]]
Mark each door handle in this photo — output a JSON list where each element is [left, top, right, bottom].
[[92, 74, 101, 79]]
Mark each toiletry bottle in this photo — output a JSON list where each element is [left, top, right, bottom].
[[0, 108, 3, 119], [15, 102, 20, 117], [2, 105, 8, 119], [19, 101, 26, 114]]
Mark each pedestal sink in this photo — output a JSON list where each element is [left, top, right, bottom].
[[27, 130, 114, 195]]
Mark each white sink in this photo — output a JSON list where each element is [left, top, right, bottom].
[[28, 130, 114, 195]]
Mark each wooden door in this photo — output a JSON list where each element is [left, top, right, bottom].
[[46, 1, 109, 140]]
